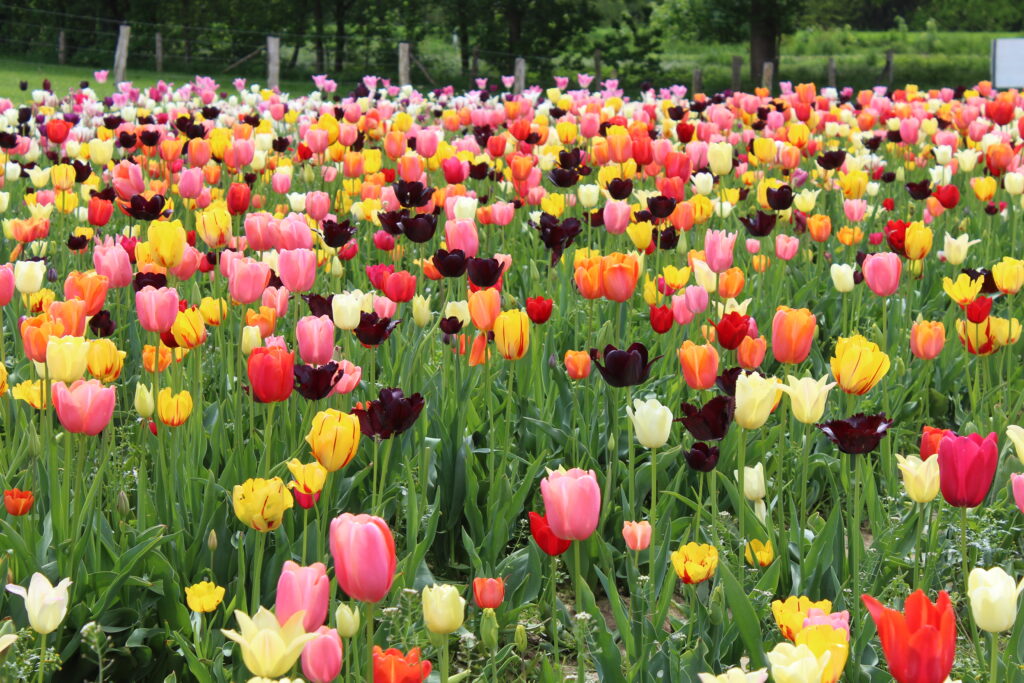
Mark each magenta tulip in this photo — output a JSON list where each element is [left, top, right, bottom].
[[937, 431, 998, 508], [1012, 473, 1024, 515], [296, 315, 335, 365], [135, 286, 180, 332], [0, 264, 14, 305], [276, 561, 330, 632], [278, 248, 317, 293], [540, 468, 601, 541], [301, 626, 343, 683], [862, 252, 902, 296], [329, 513, 396, 603], [51, 380, 115, 436]]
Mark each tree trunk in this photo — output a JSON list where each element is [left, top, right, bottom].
[[333, 0, 347, 73], [506, 1, 522, 74], [749, 8, 779, 84], [312, 0, 325, 73], [457, 6, 470, 78]]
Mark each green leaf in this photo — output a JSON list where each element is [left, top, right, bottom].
[[716, 562, 766, 669]]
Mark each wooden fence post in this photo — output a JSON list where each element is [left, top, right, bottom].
[[761, 60, 774, 92], [470, 46, 479, 83], [594, 48, 602, 83], [827, 56, 836, 88], [266, 35, 280, 90], [513, 56, 526, 93], [57, 31, 65, 65], [882, 49, 894, 85], [155, 32, 163, 72], [731, 55, 742, 91], [692, 67, 703, 95], [398, 42, 411, 86], [112, 24, 130, 84]]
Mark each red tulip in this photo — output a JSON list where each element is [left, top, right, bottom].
[[714, 312, 750, 350], [919, 426, 952, 460], [247, 346, 294, 403], [525, 296, 553, 324], [46, 118, 73, 144], [937, 431, 998, 507], [226, 182, 251, 215], [862, 590, 955, 683], [527, 511, 570, 556], [373, 646, 431, 683], [650, 305, 673, 334], [931, 184, 959, 209], [4, 489, 34, 516], [472, 577, 505, 609]]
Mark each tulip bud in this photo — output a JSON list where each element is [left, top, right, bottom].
[[412, 295, 431, 327], [134, 383, 154, 418], [207, 529, 218, 552], [480, 607, 499, 651], [335, 603, 360, 638], [116, 490, 131, 517], [514, 623, 528, 652], [241, 325, 262, 355]]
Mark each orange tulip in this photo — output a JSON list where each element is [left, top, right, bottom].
[[677, 341, 719, 390], [20, 314, 65, 363], [564, 350, 592, 379], [601, 253, 640, 302], [771, 306, 817, 364], [143, 343, 177, 373], [468, 288, 501, 331], [573, 258, 603, 299], [737, 335, 767, 369], [717, 267, 745, 299], [910, 320, 945, 360], [807, 214, 832, 242], [468, 332, 490, 366], [64, 271, 110, 316], [752, 254, 771, 272], [47, 299, 88, 337], [245, 306, 278, 338]]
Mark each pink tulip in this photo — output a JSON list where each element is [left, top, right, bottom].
[[277, 213, 315, 250], [745, 238, 761, 254], [93, 242, 133, 288], [843, 199, 867, 223], [775, 234, 799, 261], [937, 431, 998, 508], [704, 229, 737, 273], [302, 627, 344, 683], [491, 201, 516, 227], [229, 259, 271, 304], [622, 520, 652, 551], [169, 246, 202, 280], [333, 360, 362, 395], [1011, 473, 1024, 514], [261, 286, 289, 318], [0, 264, 14, 305], [305, 191, 330, 222], [445, 219, 479, 257], [276, 561, 330, 632], [271, 172, 292, 194], [135, 286, 180, 332], [296, 315, 335, 365], [278, 248, 316, 293], [51, 380, 115, 436], [540, 468, 601, 541], [862, 252, 902, 296], [244, 212, 279, 251], [671, 295, 695, 324], [683, 284, 708, 314], [602, 200, 631, 235], [178, 167, 203, 199], [329, 513, 396, 603], [304, 128, 329, 154], [229, 140, 255, 168], [415, 131, 439, 158]]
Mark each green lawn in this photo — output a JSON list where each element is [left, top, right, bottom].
[[0, 58, 315, 101]]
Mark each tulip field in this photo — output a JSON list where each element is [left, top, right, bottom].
[[3, 72, 1024, 683]]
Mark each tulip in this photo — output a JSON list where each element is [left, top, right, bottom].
[[493, 309, 530, 360], [329, 513, 396, 603], [771, 596, 835, 641], [302, 626, 344, 683], [626, 397, 672, 449], [779, 375, 835, 424], [171, 307, 207, 349], [734, 372, 778, 430], [372, 646, 432, 682], [910, 321, 945, 360], [51, 379, 115, 436], [296, 315, 335, 366], [93, 243, 133, 288], [14, 260, 46, 294], [677, 340, 719, 390], [335, 603, 360, 638], [745, 539, 774, 567], [736, 335, 766, 369], [134, 383, 154, 418], [232, 477, 293, 531], [622, 520, 652, 551], [6, 573, 72, 635], [937, 431, 998, 508], [766, 642, 830, 683], [698, 668, 768, 683], [278, 248, 316, 292], [941, 233, 980, 265], [147, 219, 187, 268], [830, 335, 890, 395], [136, 286, 180, 333], [276, 561, 330, 632], [468, 288, 501, 332], [1007, 425, 1024, 465], [591, 343, 657, 387], [45, 335, 89, 383], [862, 252, 902, 296], [221, 607, 317, 678], [157, 388, 193, 427], [4, 488, 34, 516], [670, 542, 718, 584], [967, 567, 1024, 633], [993, 257, 1024, 294], [862, 590, 955, 683], [422, 584, 466, 634], [895, 454, 940, 504], [817, 413, 892, 454], [829, 264, 855, 293], [564, 350, 592, 379], [184, 581, 225, 613], [472, 577, 505, 609], [540, 467, 601, 541], [248, 347, 295, 403], [772, 307, 816, 364]]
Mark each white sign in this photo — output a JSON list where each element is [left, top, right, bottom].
[[992, 38, 1024, 89]]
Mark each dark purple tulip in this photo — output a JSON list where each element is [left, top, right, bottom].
[[353, 388, 425, 439], [466, 257, 503, 288], [302, 293, 333, 318], [817, 413, 893, 454], [906, 180, 932, 201], [133, 271, 168, 292], [400, 214, 437, 243], [607, 178, 633, 200], [715, 367, 745, 397], [685, 443, 720, 472], [766, 185, 794, 211], [354, 312, 400, 347], [294, 362, 341, 400], [433, 248, 468, 278], [439, 316, 463, 335], [533, 213, 582, 266], [647, 195, 677, 219], [676, 396, 734, 441], [589, 343, 659, 388], [816, 150, 846, 171], [393, 180, 433, 208], [739, 211, 777, 237], [88, 310, 116, 337]]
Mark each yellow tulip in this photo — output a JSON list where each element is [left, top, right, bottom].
[[12, 380, 48, 410], [171, 308, 208, 349], [779, 375, 835, 424], [830, 335, 890, 395], [734, 372, 778, 429], [671, 542, 718, 584], [185, 581, 225, 613], [895, 454, 940, 503], [306, 409, 361, 471], [232, 477, 293, 532], [87, 338, 126, 382], [199, 297, 228, 326], [745, 539, 775, 567], [45, 335, 89, 383], [993, 257, 1024, 295], [421, 584, 466, 634], [942, 273, 983, 306], [147, 219, 187, 268], [220, 607, 316, 677], [493, 309, 530, 360], [195, 206, 232, 248], [794, 624, 848, 683], [157, 387, 193, 427]]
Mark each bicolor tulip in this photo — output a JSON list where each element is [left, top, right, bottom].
[[329, 513, 396, 603]]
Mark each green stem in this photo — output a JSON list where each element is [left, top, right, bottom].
[[364, 602, 376, 683], [37, 632, 46, 683], [573, 540, 585, 682], [648, 445, 657, 621], [990, 632, 999, 683], [440, 636, 450, 683], [798, 422, 812, 569], [302, 508, 308, 565], [549, 555, 560, 664], [737, 431, 746, 579], [251, 532, 266, 611], [961, 506, 970, 591], [913, 503, 926, 588]]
